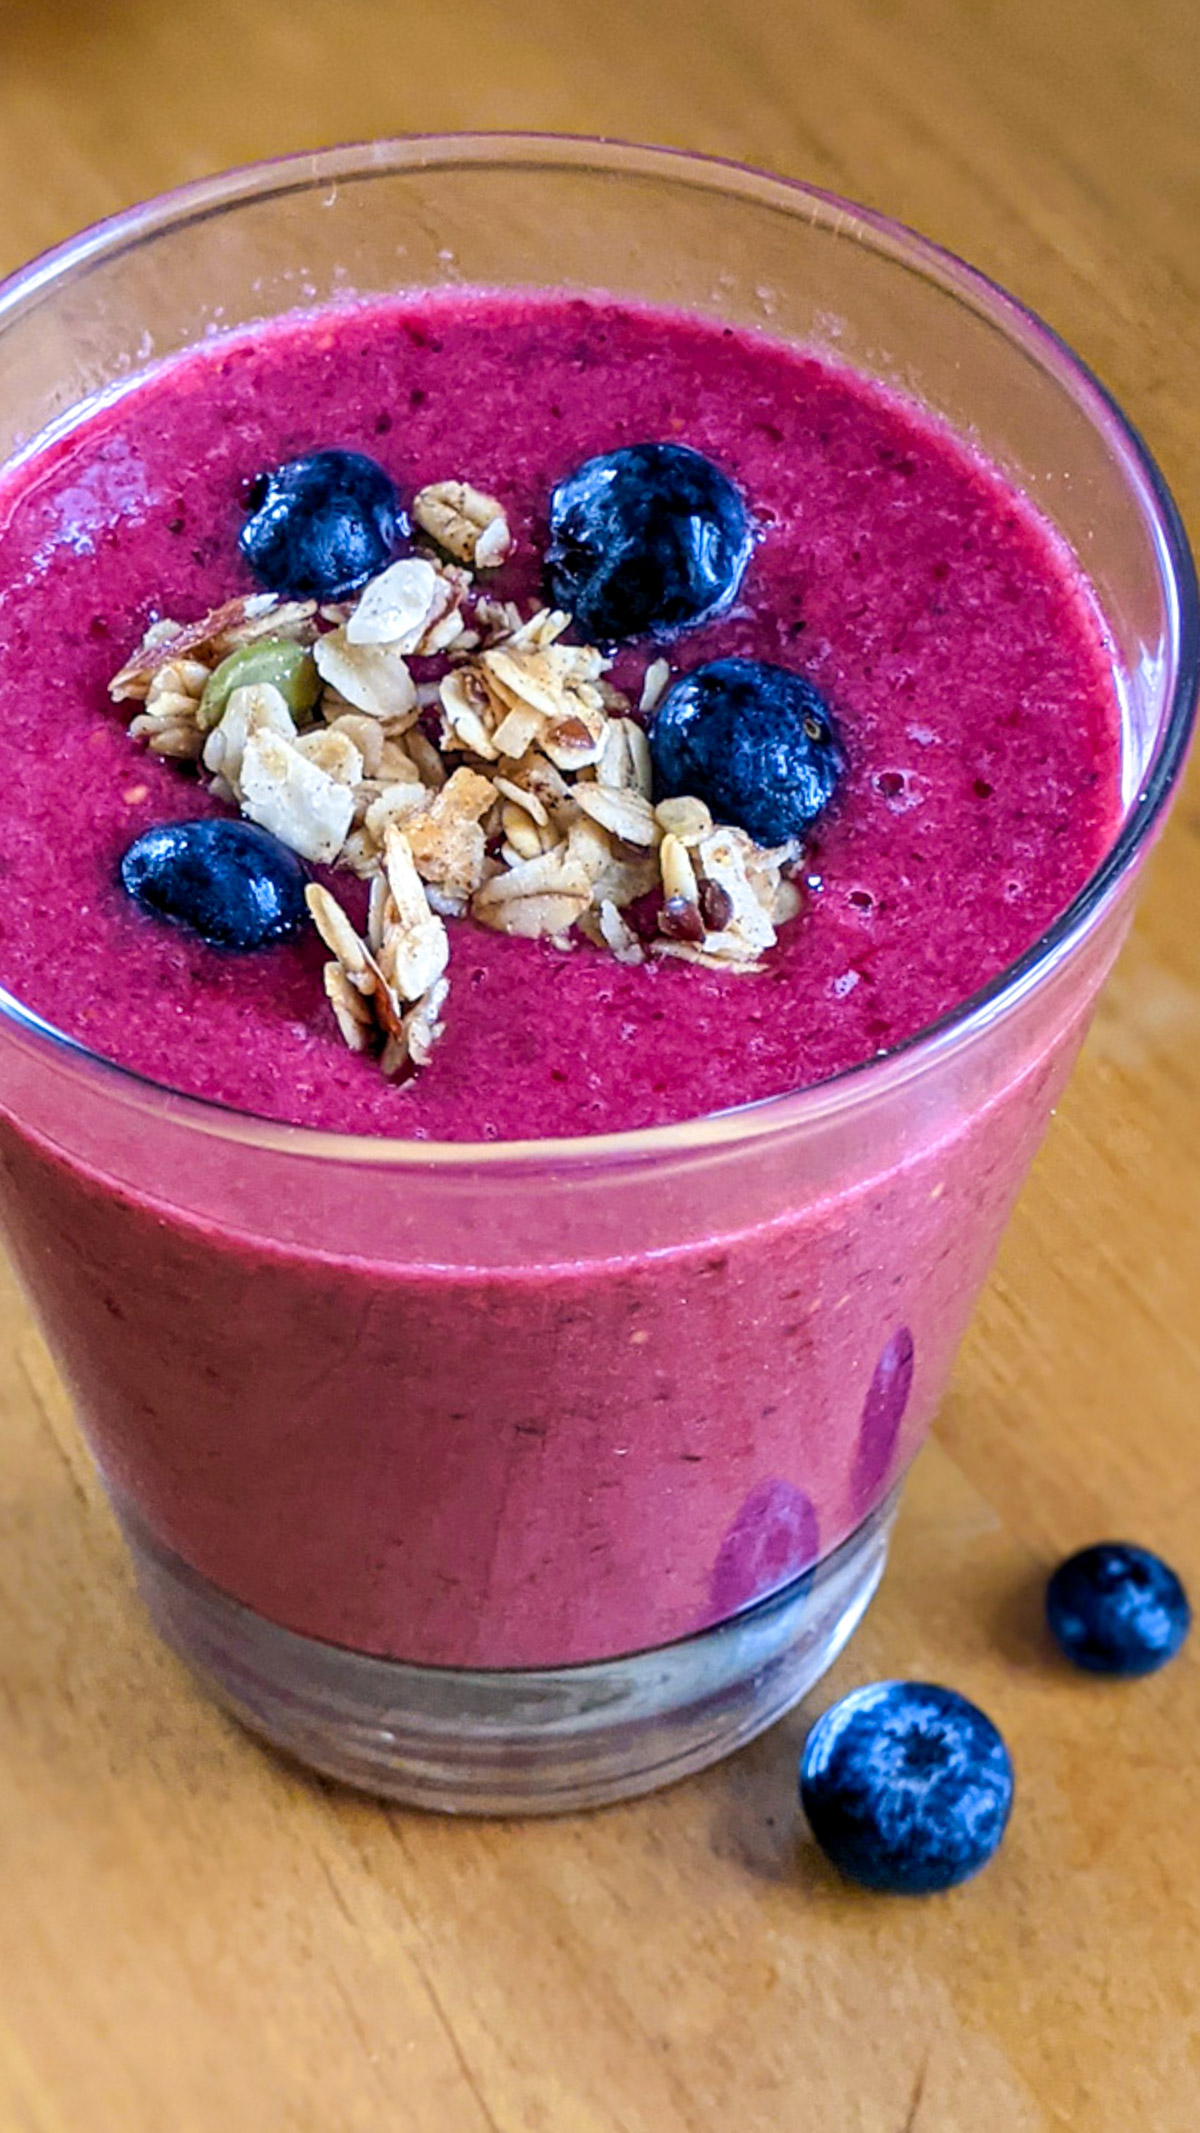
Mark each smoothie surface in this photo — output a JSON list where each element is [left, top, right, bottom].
[[0, 292, 1123, 1139]]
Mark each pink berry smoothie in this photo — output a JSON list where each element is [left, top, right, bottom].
[[0, 293, 1123, 1667]]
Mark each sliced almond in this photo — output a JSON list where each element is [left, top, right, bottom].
[[639, 658, 671, 715], [314, 627, 418, 722], [493, 774, 549, 829], [339, 827, 386, 879], [472, 846, 592, 938], [346, 558, 443, 649], [439, 666, 502, 760], [482, 636, 609, 752], [572, 783, 661, 848], [597, 899, 645, 964], [294, 727, 365, 788], [323, 963, 376, 1050], [503, 607, 572, 653], [659, 831, 699, 906], [403, 728, 449, 790], [475, 887, 594, 940], [595, 719, 636, 792], [364, 780, 432, 845], [596, 716, 652, 802], [423, 883, 470, 919], [378, 825, 451, 1000], [473, 515, 514, 570], [743, 838, 803, 917], [505, 749, 571, 814], [322, 710, 385, 777], [202, 681, 297, 791], [654, 794, 713, 845], [399, 974, 451, 1069], [376, 738, 422, 784], [500, 805, 547, 862], [565, 816, 659, 907], [654, 940, 765, 974], [307, 883, 371, 975], [480, 643, 566, 724]]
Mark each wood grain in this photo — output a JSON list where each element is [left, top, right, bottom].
[[1, 2, 1199, 2126]]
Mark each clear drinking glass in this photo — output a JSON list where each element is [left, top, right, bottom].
[[0, 138, 1194, 1811]]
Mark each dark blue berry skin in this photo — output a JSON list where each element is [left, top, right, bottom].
[[650, 658, 844, 846], [799, 1682, 1014, 1894], [1046, 1543, 1191, 1676], [545, 443, 754, 644], [239, 449, 404, 598], [120, 820, 309, 949]]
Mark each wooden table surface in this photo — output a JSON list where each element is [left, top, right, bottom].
[[2, 1, 1199, 2126]]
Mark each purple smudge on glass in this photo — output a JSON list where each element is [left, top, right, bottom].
[[851, 1325, 915, 1516], [710, 1478, 820, 1618]]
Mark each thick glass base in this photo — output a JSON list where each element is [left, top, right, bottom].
[[117, 1492, 899, 1813]]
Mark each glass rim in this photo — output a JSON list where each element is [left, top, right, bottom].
[[0, 131, 1196, 1170]]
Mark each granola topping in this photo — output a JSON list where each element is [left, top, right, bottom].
[[113, 477, 807, 1075], [128, 657, 211, 760], [306, 832, 450, 1076], [109, 594, 318, 703], [412, 481, 514, 570], [312, 628, 419, 722]]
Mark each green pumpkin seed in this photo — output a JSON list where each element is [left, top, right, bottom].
[[198, 639, 320, 731]]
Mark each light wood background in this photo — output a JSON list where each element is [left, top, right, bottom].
[[2, 2, 1199, 2127]]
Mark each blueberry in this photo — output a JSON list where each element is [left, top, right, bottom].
[[799, 1682, 1014, 1894], [851, 1326, 915, 1516], [1046, 1542, 1191, 1676], [239, 449, 403, 598], [545, 443, 754, 643], [650, 658, 844, 846], [710, 1480, 820, 1618], [120, 819, 309, 949]]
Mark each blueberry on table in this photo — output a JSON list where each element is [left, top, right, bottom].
[[545, 442, 754, 643], [120, 819, 309, 949], [239, 449, 404, 598], [1046, 1543, 1191, 1676], [799, 1681, 1014, 1894], [650, 658, 844, 846]]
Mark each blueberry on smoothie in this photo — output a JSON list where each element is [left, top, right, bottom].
[[120, 819, 309, 949], [239, 449, 404, 598], [650, 658, 845, 845], [1046, 1543, 1191, 1676], [545, 442, 754, 642], [799, 1681, 1014, 1894]]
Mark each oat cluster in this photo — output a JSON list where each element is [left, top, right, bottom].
[[110, 481, 803, 1075]]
